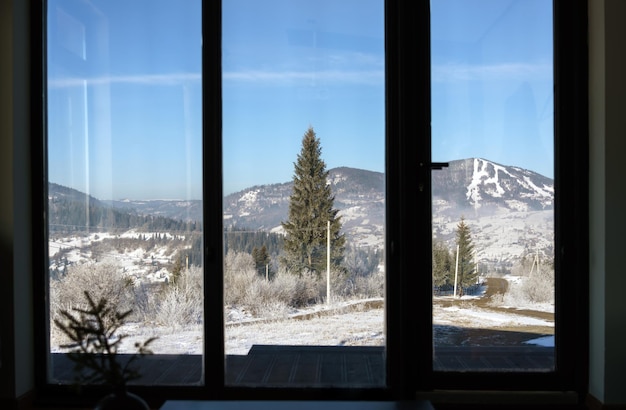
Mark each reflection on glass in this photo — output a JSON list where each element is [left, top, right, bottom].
[[47, 0, 203, 385], [431, 0, 555, 372], [223, 0, 386, 387]]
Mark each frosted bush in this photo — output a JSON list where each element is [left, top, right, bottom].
[[155, 266, 203, 329], [50, 262, 136, 315], [498, 268, 554, 308], [50, 262, 137, 346], [267, 268, 320, 307], [521, 267, 554, 303], [224, 251, 257, 306], [291, 269, 323, 306], [352, 272, 384, 299]]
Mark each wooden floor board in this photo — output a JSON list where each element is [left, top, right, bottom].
[[51, 345, 553, 387]]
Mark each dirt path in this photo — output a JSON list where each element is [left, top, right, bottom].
[[436, 277, 554, 322], [434, 277, 554, 346]]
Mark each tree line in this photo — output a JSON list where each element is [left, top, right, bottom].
[[49, 198, 202, 234], [433, 217, 479, 296]]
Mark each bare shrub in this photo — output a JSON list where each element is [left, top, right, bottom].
[[521, 267, 554, 303], [224, 251, 257, 306], [224, 251, 382, 317], [242, 278, 290, 319], [50, 262, 136, 346], [266, 268, 299, 305], [154, 266, 203, 329], [495, 254, 556, 307], [352, 272, 385, 298], [132, 282, 162, 323], [488, 291, 504, 306], [289, 269, 322, 307], [499, 269, 555, 308], [50, 262, 136, 314]]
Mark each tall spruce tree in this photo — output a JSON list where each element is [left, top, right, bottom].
[[281, 127, 345, 275], [455, 216, 477, 296]]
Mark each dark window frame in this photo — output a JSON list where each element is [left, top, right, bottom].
[[31, 0, 588, 406]]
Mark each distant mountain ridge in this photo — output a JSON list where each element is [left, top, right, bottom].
[[432, 158, 553, 215], [223, 159, 552, 248], [49, 158, 553, 251], [223, 167, 385, 241]]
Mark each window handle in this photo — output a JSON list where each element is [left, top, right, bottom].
[[418, 162, 449, 191], [430, 162, 449, 170]]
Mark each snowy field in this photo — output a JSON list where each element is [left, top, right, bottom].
[[86, 294, 553, 357], [49, 233, 555, 356]]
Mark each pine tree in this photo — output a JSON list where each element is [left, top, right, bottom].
[[455, 217, 477, 296], [252, 245, 271, 277], [282, 127, 345, 275], [433, 240, 452, 289]]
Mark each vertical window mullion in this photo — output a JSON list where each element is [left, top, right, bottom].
[[385, 0, 433, 397], [203, 0, 226, 390]]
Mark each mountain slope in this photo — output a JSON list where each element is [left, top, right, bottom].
[[223, 159, 553, 250], [432, 158, 554, 215], [50, 158, 554, 256], [223, 167, 385, 247]]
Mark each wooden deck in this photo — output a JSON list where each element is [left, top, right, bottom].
[[51, 345, 553, 388]]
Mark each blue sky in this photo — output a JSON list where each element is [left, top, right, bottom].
[[47, 0, 552, 200]]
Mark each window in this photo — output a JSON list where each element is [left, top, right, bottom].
[[35, 0, 588, 404], [45, 0, 204, 388], [221, 0, 386, 388], [431, 0, 556, 373]]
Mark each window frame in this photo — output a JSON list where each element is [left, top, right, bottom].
[[31, 0, 589, 405]]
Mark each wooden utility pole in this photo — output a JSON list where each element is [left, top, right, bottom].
[[327, 220, 331, 304], [454, 244, 460, 298], [529, 247, 540, 276]]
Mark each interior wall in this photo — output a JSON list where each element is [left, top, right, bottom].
[[603, 0, 626, 404], [0, 0, 17, 400], [589, 0, 626, 405], [2, 0, 626, 405], [588, 0, 606, 402], [0, 0, 35, 401]]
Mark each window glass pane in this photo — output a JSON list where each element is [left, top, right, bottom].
[[223, 0, 386, 387], [431, 0, 555, 372], [47, 0, 203, 385]]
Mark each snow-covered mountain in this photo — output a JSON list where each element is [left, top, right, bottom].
[[430, 158, 554, 265], [50, 158, 554, 262], [223, 158, 553, 253], [432, 158, 553, 215], [223, 167, 385, 247]]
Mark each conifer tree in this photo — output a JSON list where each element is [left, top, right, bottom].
[[455, 216, 477, 296], [282, 127, 345, 275], [252, 245, 270, 277], [433, 240, 452, 289]]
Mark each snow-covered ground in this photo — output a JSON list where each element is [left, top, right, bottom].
[[49, 234, 554, 355], [524, 336, 554, 347], [49, 231, 189, 284], [434, 304, 552, 329], [82, 293, 553, 356]]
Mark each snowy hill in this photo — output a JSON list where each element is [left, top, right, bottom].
[[432, 158, 553, 215], [223, 167, 385, 248], [49, 158, 554, 263], [223, 159, 553, 253]]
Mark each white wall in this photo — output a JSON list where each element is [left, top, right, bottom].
[[589, 0, 626, 405]]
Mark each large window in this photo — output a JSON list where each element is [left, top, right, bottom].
[[221, 0, 386, 388], [431, 0, 556, 373], [45, 0, 204, 387], [36, 0, 588, 404]]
